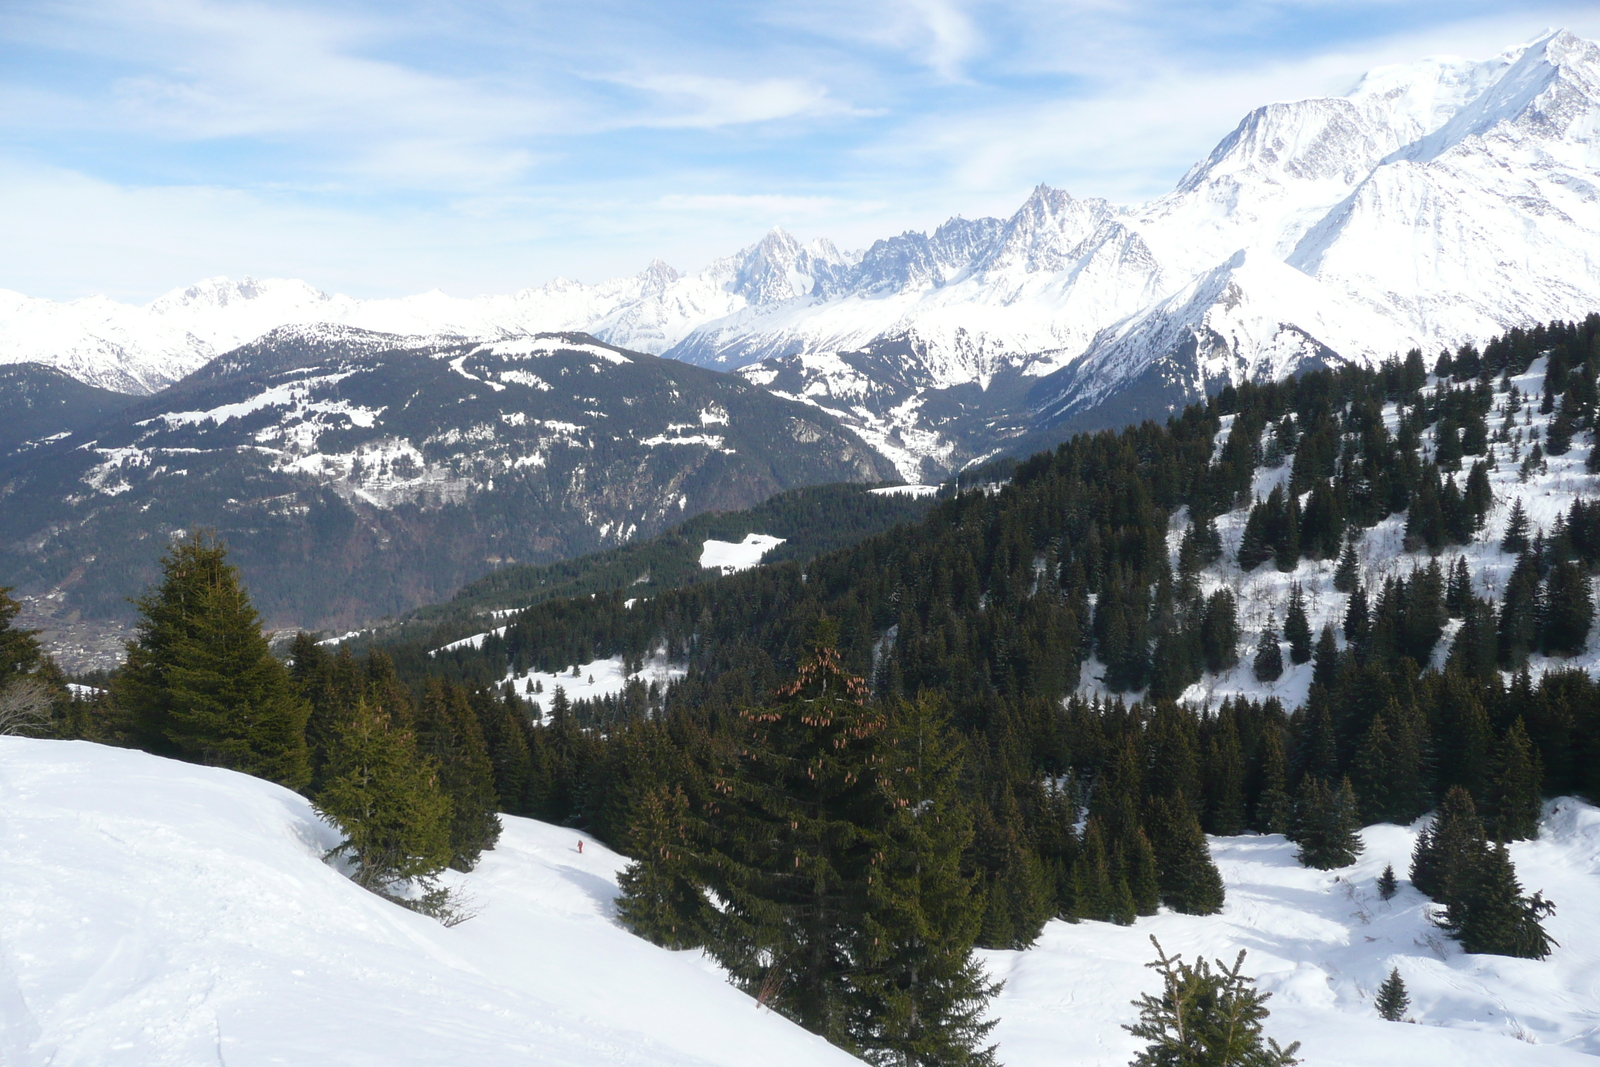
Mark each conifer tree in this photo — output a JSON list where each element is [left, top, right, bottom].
[[0, 586, 66, 736], [316, 698, 452, 895], [1123, 827, 1162, 918], [1377, 864, 1398, 901], [1252, 618, 1284, 683], [617, 784, 709, 949], [1445, 843, 1556, 960], [115, 532, 309, 790], [1311, 626, 1340, 691], [1502, 498, 1531, 553], [1343, 585, 1370, 646], [1540, 560, 1594, 656], [1445, 557, 1473, 618], [854, 694, 999, 1067], [1333, 538, 1361, 593], [1485, 718, 1543, 842], [1375, 968, 1409, 1021], [1409, 786, 1486, 901], [702, 628, 894, 1043], [1124, 939, 1300, 1067], [1201, 590, 1241, 674], [1352, 712, 1399, 823], [415, 679, 502, 870], [1284, 585, 1312, 665], [1071, 819, 1131, 925], [1148, 797, 1225, 915], [1252, 727, 1292, 835], [1203, 716, 1247, 837], [1288, 777, 1364, 869]]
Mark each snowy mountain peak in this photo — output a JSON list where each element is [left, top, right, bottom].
[[4, 31, 1600, 474], [637, 258, 680, 289]]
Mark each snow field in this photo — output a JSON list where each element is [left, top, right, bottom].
[[507, 648, 687, 710], [698, 532, 785, 574], [0, 738, 858, 1067], [868, 484, 940, 497], [985, 800, 1600, 1066], [5, 739, 1600, 1065]]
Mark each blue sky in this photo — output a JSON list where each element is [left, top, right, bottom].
[[3, 1, 1598, 302]]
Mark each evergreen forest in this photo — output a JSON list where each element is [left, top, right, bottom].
[[13, 315, 1600, 1063]]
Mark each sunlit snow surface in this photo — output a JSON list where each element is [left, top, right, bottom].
[[506, 649, 686, 710], [698, 533, 785, 574], [0, 738, 857, 1067], [987, 803, 1600, 1065], [869, 484, 940, 497], [4, 738, 1599, 1065]]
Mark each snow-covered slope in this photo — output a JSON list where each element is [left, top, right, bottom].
[[7, 737, 1600, 1066], [4, 31, 1598, 454], [0, 737, 859, 1067], [987, 804, 1600, 1065]]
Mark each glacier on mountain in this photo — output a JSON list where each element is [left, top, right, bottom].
[[3, 31, 1598, 466]]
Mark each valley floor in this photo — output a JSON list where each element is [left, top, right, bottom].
[[2, 737, 1597, 1065]]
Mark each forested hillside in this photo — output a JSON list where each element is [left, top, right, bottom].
[[33, 315, 1600, 1064], [381, 315, 1600, 952], [353, 482, 936, 657]]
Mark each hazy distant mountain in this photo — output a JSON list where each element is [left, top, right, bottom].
[[0, 327, 893, 633], [4, 31, 1597, 474]]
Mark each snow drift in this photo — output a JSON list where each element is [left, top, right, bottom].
[[6, 735, 1600, 1065]]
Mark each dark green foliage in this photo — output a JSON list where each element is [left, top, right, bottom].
[[1253, 729, 1293, 836], [700, 639, 891, 1041], [1343, 585, 1369, 645], [1288, 777, 1363, 870], [1252, 620, 1283, 683], [1071, 819, 1136, 926], [0, 586, 68, 737], [316, 698, 453, 893], [1375, 968, 1409, 1021], [1124, 938, 1300, 1067], [1310, 626, 1340, 691], [1148, 797, 1225, 916], [114, 532, 310, 790], [1444, 843, 1556, 960], [853, 695, 999, 1067], [1283, 586, 1312, 665], [1377, 864, 1398, 901], [1498, 554, 1542, 667], [1201, 591, 1241, 674], [1540, 560, 1593, 656], [1332, 538, 1361, 593], [617, 784, 709, 949], [1409, 786, 1486, 901], [415, 679, 502, 870], [1485, 718, 1543, 842]]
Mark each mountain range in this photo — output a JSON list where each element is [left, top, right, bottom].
[[4, 31, 1598, 478], [0, 329, 891, 645]]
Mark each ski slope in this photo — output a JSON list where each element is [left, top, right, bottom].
[[4, 737, 1599, 1065], [0, 737, 857, 1067]]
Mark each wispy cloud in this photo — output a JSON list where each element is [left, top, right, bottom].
[[2, 0, 1599, 300]]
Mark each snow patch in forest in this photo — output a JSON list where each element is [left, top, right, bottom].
[[506, 649, 686, 710], [869, 484, 940, 497], [699, 533, 785, 574]]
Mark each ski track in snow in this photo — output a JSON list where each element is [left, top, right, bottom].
[[4, 738, 1600, 1064]]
